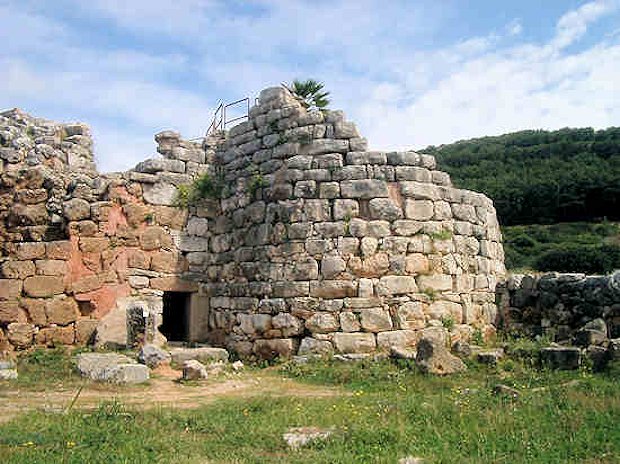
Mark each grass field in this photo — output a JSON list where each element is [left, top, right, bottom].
[[1, 350, 619, 463]]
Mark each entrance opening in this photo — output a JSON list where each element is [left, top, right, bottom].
[[161, 292, 191, 342]]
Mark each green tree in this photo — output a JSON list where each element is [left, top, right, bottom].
[[286, 79, 330, 109]]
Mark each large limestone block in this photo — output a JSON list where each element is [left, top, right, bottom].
[[46, 297, 79, 325], [359, 308, 393, 332], [298, 337, 334, 355], [306, 313, 340, 333], [7, 323, 36, 348], [310, 281, 357, 299], [75, 352, 134, 380], [0, 301, 19, 323], [333, 333, 376, 354], [23, 276, 64, 297], [395, 302, 426, 330], [405, 200, 434, 221], [417, 275, 453, 292], [1, 260, 36, 279], [0, 279, 22, 300], [377, 276, 418, 296], [36, 326, 75, 346], [369, 198, 403, 221], [377, 330, 420, 349], [142, 182, 178, 206], [415, 337, 466, 375], [63, 198, 91, 221], [253, 339, 295, 360], [340, 180, 388, 199], [170, 347, 229, 365], [17, 242, 46, 260]]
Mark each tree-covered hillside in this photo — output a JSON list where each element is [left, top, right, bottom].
[[422, 127, 620, 226]]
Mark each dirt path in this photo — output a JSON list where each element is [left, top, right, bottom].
[[0, 368, 343, 424]]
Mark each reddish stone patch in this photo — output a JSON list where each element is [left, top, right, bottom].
[[65, 236, 95, 288], [75, 283, 131, 319], [103, 202, 129, 235]]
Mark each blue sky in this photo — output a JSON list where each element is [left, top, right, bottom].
[[1, 0, 619, 172]]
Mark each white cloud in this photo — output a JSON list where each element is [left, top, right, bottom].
[[0, 0, 618, 171]]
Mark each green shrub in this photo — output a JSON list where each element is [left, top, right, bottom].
[[175, 172, 223, 207], [534, 244, 620, 274]]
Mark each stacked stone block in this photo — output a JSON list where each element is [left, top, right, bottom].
[[0, 86, 506, 359], [186, 87, 505, 358]]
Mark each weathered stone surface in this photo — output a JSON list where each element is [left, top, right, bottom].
[[63, 198, 91, 220], [283, 427, 334, 450], [142, 182, 178, 205], [7, 323, 36, 348], [75, 353, 135, 380], [340, 180, 389, 199], [333, 333, 376, 354], [0, 301, 19, 323], [23, 276, 64, 297], [253, 339, 295, 359], [377, 276, 418, 296], [359, 308, 393, 332], [139, 344, 171, 368], [102, 364, 150, 384], [170, 347, 229, 365], [415, 337, 466, 375], [36, 325, 75, 346], [46, 297, 79, 325], [0, 279, 22, 300], [182, 360, 208, 380], [298, 337, 334, 355], [1, 260, 36, 279], [540, 346, 581, 370], [306, 313, 339, 333]]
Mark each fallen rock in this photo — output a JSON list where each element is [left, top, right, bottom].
[[390, 345, 416, 360], [415, 337, 466, 375], [182, 360, 208, 380], [231, 360, 244, 371], [0, 360, 17, 380], [574, 318, 608, 347], [452, 340, 472, 358], [75, 352, 135, 380], [586, 345, 609, 372], [492, 384, 520, 399], [0, 369, 18, 380], [138, 344, 171, 368], [170, 347, 229, 366], [540, 346, 581, 370], [477, 349, 504, 366], [399, 457, 425, 464], [608, 338, 620, 360], [100, 364, 149, 384], [283, 427, 334, 450]]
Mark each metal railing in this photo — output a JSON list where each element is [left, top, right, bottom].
[[206, 97, 251, 136]]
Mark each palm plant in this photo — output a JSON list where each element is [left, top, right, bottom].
[[285, 79, 330, 110]]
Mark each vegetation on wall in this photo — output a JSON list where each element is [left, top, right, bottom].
[[285, 79, 330, 110], [175, 172, 223, 207], [423, 127, 620, 226]]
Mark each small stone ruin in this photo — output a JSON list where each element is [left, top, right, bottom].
[[0, 86, 506, 359]]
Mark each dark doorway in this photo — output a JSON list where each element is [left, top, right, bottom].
[[161, 292, 191, 342]]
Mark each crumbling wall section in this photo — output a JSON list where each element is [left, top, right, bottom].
[[0, 108, 210, 353]]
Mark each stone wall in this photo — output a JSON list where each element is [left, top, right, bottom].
[[0, 86, 506, 359], [499, 272, 620, 340], [0, 108, 211, 352]]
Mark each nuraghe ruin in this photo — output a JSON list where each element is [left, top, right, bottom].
[[0, 86, 505, 359]]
